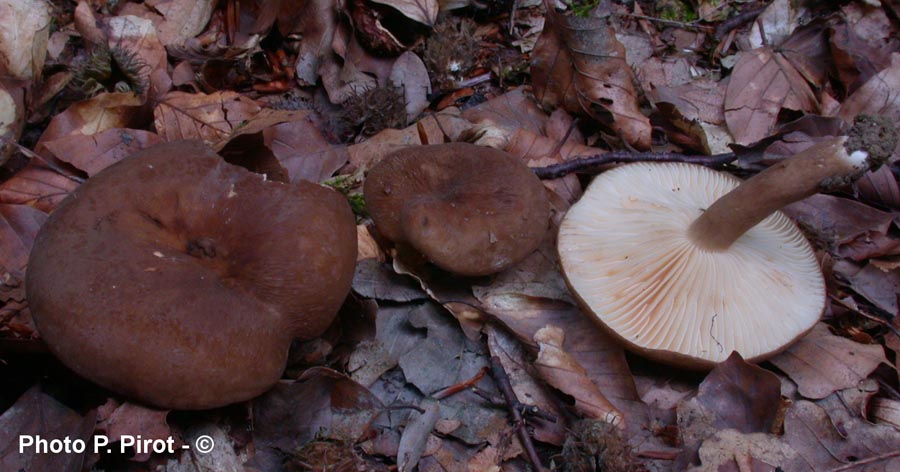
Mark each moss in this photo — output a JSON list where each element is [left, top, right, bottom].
[[656, 0, 698, 22]]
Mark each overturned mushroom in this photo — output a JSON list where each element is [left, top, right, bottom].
[[558, 115, 898, 369], [27, 140, 358, 409], [364, 143, 550, 276]]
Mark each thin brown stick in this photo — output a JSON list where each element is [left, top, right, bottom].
[[490, 356, 546, 472], [531, 150, 737, 180], [432, 366, 488, 400], [714, 6, 766, 39], [828, 450, 900, 471]]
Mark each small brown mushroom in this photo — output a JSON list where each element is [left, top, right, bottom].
[[364, 143, 550, 276], [26, 140, 358, 409], [558, 115, 898, 369]]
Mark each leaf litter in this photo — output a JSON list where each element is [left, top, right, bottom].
[[2, 0, 900, 471]]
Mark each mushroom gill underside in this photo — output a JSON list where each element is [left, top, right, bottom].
[[559, 163, 825, 366]]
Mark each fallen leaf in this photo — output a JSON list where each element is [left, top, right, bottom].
[[533, 325, 624, 427], [769, 323, 887, 399], [783, 194, 899, 261], [839, 53, 900, 127], [0, 160, 79, 212], [531, 4, 651, 149], [871, 397, 900, 431], [153, 90, 261, 146], [95, 400, 173, 462], [41, 129, 163, 177], [397, 398, 440, 472], [747, 0, 807, 49], [165, 423, 245, 471], [0, 0, 50, 80], [353, 259, 428, 302], [371, 0, 438, 27], [693, 352, 782, 434], [390, 51, 431, 123], [286, 0, 338, 86], [0, 385, 96, 472], [144, 0, 214, 47], [855, 166, 900, 210], [0, 204, 47, 280], [0, 78, 25, 166], [833, 261, 900, 315], [35, 93, 144, 153], [724, 48, 819, 145], [783, 400, 900, 470], [486, 324, 567, 445], [249, 368, 383, 471], [689, 429, 804, 472], [262, 115, 348, 183]]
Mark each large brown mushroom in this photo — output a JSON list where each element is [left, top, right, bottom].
[[26, 140, 357, 409], [364, 143, 550, 276], [558, 115, 898, 369]]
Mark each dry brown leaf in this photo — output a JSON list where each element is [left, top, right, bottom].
[[783, 194, 899, 261], [747, 0, 806, 49], [153, 90, 261, 146], [263, 118, 348, 184], [345, 110, 471, 172], [839, 53, 900, 126], [284, 0, 338, 86], [144, 0, 214, 47], [95, 400, 173, 462], [486, 324, 567, 445], [390, 51, 431, 123], [0, 0, 50, 80], [397, 399, 440, 472], [0, 78, 25, 166], [0, 161, 79, 212], [689, 429, 804, 472], [0, 385, 97, 472], [871, 397, 900, 431], [462, 88, 551, 136], [531, 5, 651, 149], [73, 0, 106, 48], [769, 323, 886, 399], [371, 0, 438, 27], [783, 400, 900, 470], [833, 261, 900, 315], [41, 129, 163, 177], [694, 352, 782, 434], [249, 367, 383, 471], [533, 325, 625, 427], [35, 93, 143, 153], [855, 166, 900, 210], [725, 48, 819, 145], [0, 204, 46, 280], [830, 18, 895, 96]]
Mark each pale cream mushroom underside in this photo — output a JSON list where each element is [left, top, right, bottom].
[[559, 161, 827, 366]]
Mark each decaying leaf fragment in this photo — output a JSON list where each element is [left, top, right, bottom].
[[533, 325, 624, 428], [725, 48, 818, 145], [531, 2, 651, 149]]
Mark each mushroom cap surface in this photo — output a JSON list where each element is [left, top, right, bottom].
[[26, 140, 357, 409], [364, 143, 549, 276], [558, 162, 824, 369]]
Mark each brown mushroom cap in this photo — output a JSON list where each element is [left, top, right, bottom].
[[558, 162, 824, 369], [363, 143, 550, 276], [26, 140, 357, 409]]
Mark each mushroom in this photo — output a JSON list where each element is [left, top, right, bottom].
[[558, 115, 898, 369], [363, 143, 550, 276], [26, 140, 358, 409]]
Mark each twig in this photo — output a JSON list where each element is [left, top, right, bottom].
[[829, 450, 900, 471], [470, 387, 558, 424], [617, 13, 714, 33], [489, 356, 546, 472], [531, 150, 737, 180], [432, 366, 489, 400], [715, 6, 766, 39]]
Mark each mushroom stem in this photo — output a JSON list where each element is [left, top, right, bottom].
[[688, 115, 897, 251]]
